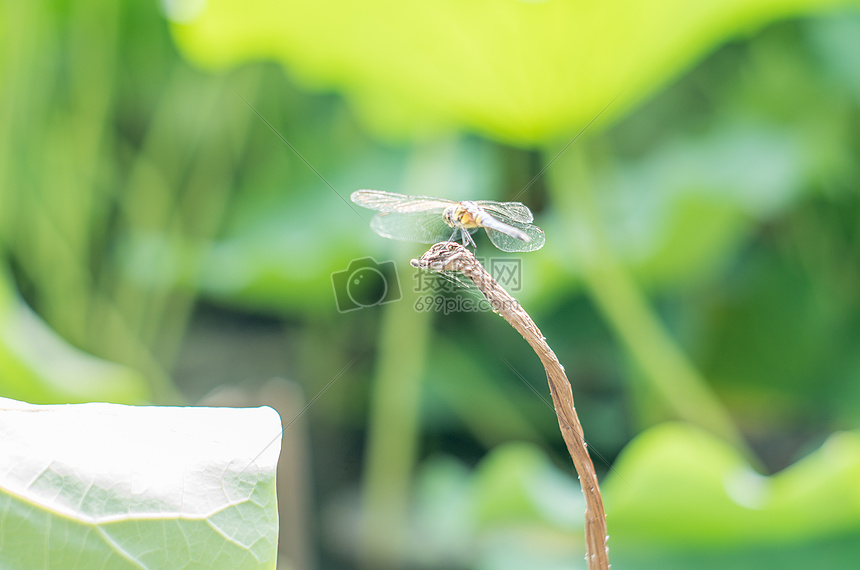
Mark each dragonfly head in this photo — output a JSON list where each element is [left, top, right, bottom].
[[442, 204, 459, 228]]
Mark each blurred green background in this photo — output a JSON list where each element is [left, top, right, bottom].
[[2, 0, 860, 568]]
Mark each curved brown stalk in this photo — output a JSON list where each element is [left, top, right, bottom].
[[411, 242, 609, 570]]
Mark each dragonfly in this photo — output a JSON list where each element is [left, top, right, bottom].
[[350, 190, 545, 252]]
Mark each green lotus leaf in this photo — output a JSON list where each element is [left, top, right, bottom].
[[404, 426, 860, 568], [604, 423, 860, 547], [168, 0, 857, 144], [0, 398, 281, 569]]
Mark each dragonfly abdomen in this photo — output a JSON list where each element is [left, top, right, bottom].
[[475, 213, 530, 242]]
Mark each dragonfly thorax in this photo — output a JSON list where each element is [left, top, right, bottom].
[[443, 201, 482, 230]]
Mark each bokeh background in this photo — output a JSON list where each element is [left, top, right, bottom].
[[2, 0, 860, 568]]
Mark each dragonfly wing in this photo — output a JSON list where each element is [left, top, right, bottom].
[[484, 221, 545, 252], [352, 190, 454, 213], [369, 211, 454, 244], [475, 200, 534, 223]]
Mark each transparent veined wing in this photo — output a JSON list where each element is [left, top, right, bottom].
[[351, 190, 455, 213], [474, 200, 534, 223], [370, 211, 476, 244], [484, 221, 545, 252]]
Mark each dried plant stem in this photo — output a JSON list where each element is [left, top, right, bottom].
[[412, 242, 609, 570]]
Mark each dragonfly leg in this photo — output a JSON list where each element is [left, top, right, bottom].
[[460, 230, 477, 253], [447, 229, 476, 252]]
